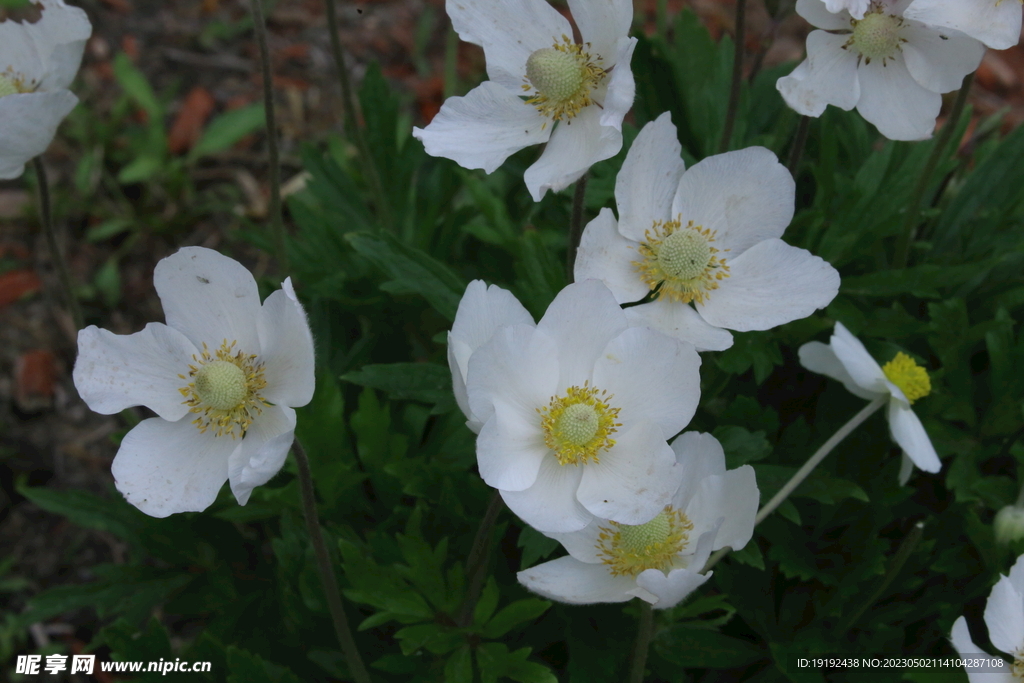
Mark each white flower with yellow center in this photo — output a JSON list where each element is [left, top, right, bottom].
[[0, 0, 91, 179], [574, 113, 839, 352], [517, 431, 758, 608], [73, 247, 315, 518], [904, 0, 1022, 51], [411, 0, 637, 202], [777, 0, 986, 141], [464, 279, 701, 533], [798, 321, 940, 484], [950, 554, 1024, 681]]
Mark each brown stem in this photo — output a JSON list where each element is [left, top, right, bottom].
[[566, 175, 589, 283], [33, 158, 83, 330], [456, 490, 505, 627], [719, 0, 747, 153]]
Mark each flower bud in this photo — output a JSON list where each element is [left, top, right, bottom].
[[994, 505, 1024, 544]]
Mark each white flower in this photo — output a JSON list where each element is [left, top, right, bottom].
[[904, 0, 1022, 51], [777, 0, 986, 141], [73, 247, 315, 517], [995, 506, 1024, 545], [411, 0, 637, 202], [825, 0, 872, 18], [950, 554, 1024, 681], [798, 321, 940, 484], [573, 113, 840, 352], [0, 0, 91, 179], [464, 279, 701, 533], [517, 431, 758, 608]]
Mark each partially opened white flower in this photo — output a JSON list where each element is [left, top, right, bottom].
[[518, 431, 758, 608], [0, 0, 91, 179], [74, 247, 315, 517], [950, 554, 1024, 680], [412, 0, 637, 201], [574, 113, 839, 352], [465, 279, 701, 533], [904, 0, 1022, 51], [798, 321, 940, 484], [777, 0, 986, 140]]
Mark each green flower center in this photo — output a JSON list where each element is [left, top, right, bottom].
[[0, 74, 20, 98], [596, 508, 693, 577], [634, 218, 730, 305], [656, 229, 712, 282], [194, 360, 248, 411], [555, 402, 600, 447], [522, 35, 606, 123], [881, 352, 931, 404], [539, 384, 621, 466], [849, 9, 904, 64]]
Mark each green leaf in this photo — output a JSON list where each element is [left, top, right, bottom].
[[840, 261, 999, 299], [394, 623, 462, 655], [517, 525, 560, 570], [117, 154, 164, 183], [714, 425, 772, 467], [341, 362, 455, 413], [188, 103, 266, 161], [445, 646, 474, 683], [113, 52, 162, 120], [730, 541, 766, 570], [654, 626, 765, 669], [482, 599, 551, 639], [16, 485, 143, 545], [754, 464, 869, 506], [477, 643, 557, 683], [474, 577, 500, 626], [346, 231, 465, 320], [85, 218, 134, 243], [225, 647, 303, 683]]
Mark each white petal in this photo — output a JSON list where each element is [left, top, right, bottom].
[[476, 398, 548, 491], [670, 431, 726, 510], [904, 0, 1022, 51], [518, 556, 637, 604], [797, 0, 855, 28], [614, 112, 685, 243], [574, 208, 649, 304], [228, 404, 296, 505], [257, 278, 315, 408], [0, 0, 91, 90], [413, 81, 550, 173], [591, 326, 701, 437], [111, 417, 236, 518], [855, 57, 941, 141], [536, 280, 628, 389], [686, 466, 759, 551], [902, 24, 986, 94], [887, 401, 941, 473], [635, 566, 711, 609], [696, 239, 840, 331], [777, 31, 861, 117], [524, 104, 623, 201], [798, 340, 882, 401], [576, 422, 681, 524], [545, 519, 606, 564], [153, 247, 262, 353], [829, 322, 891, 395], [501, 455, 592, 533], [671, 148, 796, 256], [445, 0, 571, 92], [598, 37, 637, 131], [824, 0, 870, 19], [624, 297, 734, 352], [448, 337, 479, 431], [74, 323, 198, 421], [568, 0, 631, 63], [1009, 555, 1024, 598], [898, 452, 914, 486], [467, 324, 559, 427], [0, 91, 78, 180], [985, 574, 1024, 656], [950, 616, 1015, 683]]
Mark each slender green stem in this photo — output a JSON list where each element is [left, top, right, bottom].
[[837, 521, 925, 634], [456, 491, 505, 627], [32, 158, 83, 330], [719, 0, 747, 153], [443, 25, 459, 99], [566, 175, 589, 283], [787, 115, 810, 177], [293, 438, 373, 683], [1015, 478, 1024, 508], [323, 0, 392, 230], [755, 397, 886, 526], [702, 397, 888, 574], [628, 602, 655, 683], [892, 72, 973, 269], [248, 0, 289, 273]]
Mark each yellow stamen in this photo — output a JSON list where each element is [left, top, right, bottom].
[[881, 352, 931, 404], [539, 383, 621, 466], [596, 507, 692, 577], [521, 34, 606, 124], [633, 217, 730, 305], [178, 340, 268, 438]]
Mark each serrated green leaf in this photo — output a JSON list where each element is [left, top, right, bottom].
[[482, 599, 551, 639], [517, 525, 560, 570], [446, 646, 474, 683], [654, 626, 765, 669], [225, 647, 302, 683], [341, 362, 455, 413], [477, 643, 557, 683], [714, 425, 772, 467]]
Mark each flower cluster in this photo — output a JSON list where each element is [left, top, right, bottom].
[[0, 0, 91, 178]]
